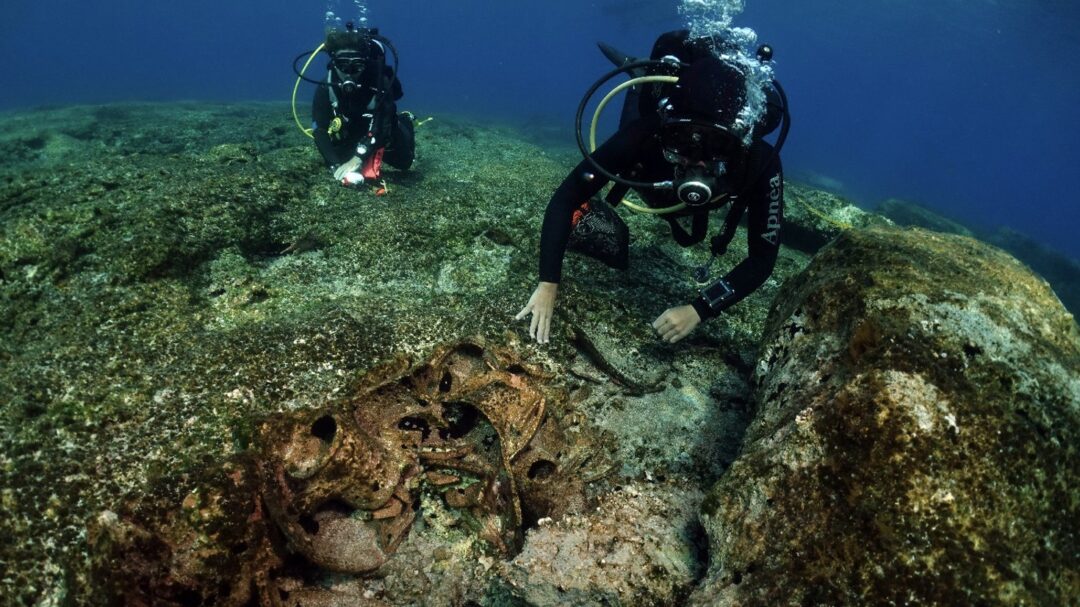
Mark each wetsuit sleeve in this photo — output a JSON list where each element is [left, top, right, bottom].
[[312, 85, 344, 171], [692, 152, 783, 321], [538, 121, 651, 283]]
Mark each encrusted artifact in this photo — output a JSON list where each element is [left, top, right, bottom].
[[90, 340, 611, 605]]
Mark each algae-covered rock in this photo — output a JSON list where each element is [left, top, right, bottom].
[[876, 197, 975, 237], [875, 199, 1080, 315], [984, 226, 1080, 316], [579, 355, 753, 482], [781, 181, 888, 253], [493, 481, 705, 606], [691, 226, 1080, 606]]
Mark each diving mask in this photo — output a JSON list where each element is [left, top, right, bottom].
[[660, 117, 744, 162], [334, 55, 367, 74], [333, 51, 368, 94], [660, 117, 745, 207]]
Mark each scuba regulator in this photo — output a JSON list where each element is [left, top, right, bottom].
[[334, 60, 363, 96], [659, 114, 748, 208], [676, 166, 717, 207], [575, 42, 791, 309], [575, 44, 789, 214]]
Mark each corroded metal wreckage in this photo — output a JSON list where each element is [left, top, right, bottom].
[[89, 340, 611, 606]]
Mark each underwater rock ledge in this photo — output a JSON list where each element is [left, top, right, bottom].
[[2, 103, 798, 606], [690, 226, 1080, 606], [3, 103, 1077, 606]]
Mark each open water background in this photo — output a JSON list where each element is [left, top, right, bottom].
[[2, 0, 1078, 261]]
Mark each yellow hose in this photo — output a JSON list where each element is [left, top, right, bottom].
[[590, 75, 678, 150], [590, 75, 688, 215], [292, 43, 326, 139]]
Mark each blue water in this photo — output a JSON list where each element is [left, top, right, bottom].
[[2, 0, 1079, 261]]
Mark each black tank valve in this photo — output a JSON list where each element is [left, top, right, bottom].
[[757, 45, 774, 62]]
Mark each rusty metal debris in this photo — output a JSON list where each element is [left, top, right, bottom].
[[90, 340, 611, 605]]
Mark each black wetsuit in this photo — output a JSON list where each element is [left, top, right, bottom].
[[311, 60, 415, 176], [538, 117, 784, 322]]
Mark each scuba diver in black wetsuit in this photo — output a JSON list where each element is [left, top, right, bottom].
[[517, 30, 790, 344], [298, 23, 416, 188]]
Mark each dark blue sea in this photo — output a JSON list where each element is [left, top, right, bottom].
[[2, 0, 1079, 261]]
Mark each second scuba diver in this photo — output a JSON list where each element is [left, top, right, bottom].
[[517, 30, 789, 344], [310, 23, 416, 188]]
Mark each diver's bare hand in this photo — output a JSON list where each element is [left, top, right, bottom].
[[333, 157, 364, 187], [515, 282, 559, 344], [652, 305, 701, 343]]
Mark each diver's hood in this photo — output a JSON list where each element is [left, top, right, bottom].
[[649, 29, 739, 64], [666, 56, 747, 132], [325, 28, 382, 54], [660, 117, 745, 164]]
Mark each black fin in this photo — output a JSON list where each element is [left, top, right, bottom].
[[597, 41, 647, 127], [597, 42, 639, 70]]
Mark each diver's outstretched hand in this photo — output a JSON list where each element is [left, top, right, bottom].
[[516, 282, 559, 344], [653, 305, 701, 344]]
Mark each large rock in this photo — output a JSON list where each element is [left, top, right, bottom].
[[876, 197, 975, 237], [876, 199, 1080, 316], [691, 226, 1080, 605], [984, 226, 1080, 316], [781, 181, 888, 253], [492, 481, 705, 606]]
